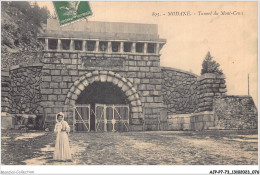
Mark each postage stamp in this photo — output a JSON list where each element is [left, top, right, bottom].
[[53, 1, 92, 26]]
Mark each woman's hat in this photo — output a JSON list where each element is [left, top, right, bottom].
[[56, 112, 65, 122]]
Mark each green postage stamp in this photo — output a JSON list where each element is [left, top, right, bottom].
[[53, 1, 92, 26]]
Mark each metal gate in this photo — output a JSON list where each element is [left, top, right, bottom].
[[73, 105, 90, 132], [95, 104, 130, 132], [73, 104, 129, 132]]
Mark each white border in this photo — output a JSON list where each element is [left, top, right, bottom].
[[1, 0, 259, 175]]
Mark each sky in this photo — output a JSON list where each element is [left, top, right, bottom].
[[37, 1, 258, 106]]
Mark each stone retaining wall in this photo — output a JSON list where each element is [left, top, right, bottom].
[[214, 96, 258, 129], [197, 73, 227, 112], [161, 67, 199, 114], [9, 65, 43, 114], [168, 111, 215, 131], [1, 70, 11, 113]]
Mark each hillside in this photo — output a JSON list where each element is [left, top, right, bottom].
[[1, 2, 49, 69]]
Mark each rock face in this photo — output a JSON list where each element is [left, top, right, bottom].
[[161, 67, 199, 114], [9, 65, 43, 114], [214, 96, 258, 129]]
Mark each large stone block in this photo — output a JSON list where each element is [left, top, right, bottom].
[[141, 91, 149, 96], [144, 119, 159, 125], [42, 82, 50, 88], [128, 61, 136, 66], [69, 70, 78, 76], [62, 76, 72, 82], [62, 89, 69, 94], [48, 95, 58, 101], [150, 67, 160, 72], [136, 61, 146, 66], [128, 67, 139, 71], [138, 84, 146, 90], [53, 89, 61, 94], [59, 82, 67, 89], [42, 76, 51, 81], [50, 82, 59, 88], [51, 76, 62, 82], [141, 79, 149, 84], [147, 85, 155, 90], [139, 67, 149, 72], [146, 97, 153, 103], [62, 59, 71, 64], [131, 118, 144, 125], [51, 70, 61, 75], [127, 72, 137, 77], [41, 89, 53, 94], [144, 124, 158, 131], [129, 125, 143, 131], [70, 53, 78, 58], [67, 65, 77, 69]]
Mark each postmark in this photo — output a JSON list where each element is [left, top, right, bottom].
[[53, 1, 92, 26]]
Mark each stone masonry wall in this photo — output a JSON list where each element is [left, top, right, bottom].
[[1, 70, 11, 113], [161, 67, 198, 114], [197, 73, 227, 112], [214, 96, 258, 129], [9, 65, 43, 114], [168, 111, 216, 131], [40, 52, 163, 131]]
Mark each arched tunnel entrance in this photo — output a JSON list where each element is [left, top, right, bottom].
[[75, 82, 130, 132]]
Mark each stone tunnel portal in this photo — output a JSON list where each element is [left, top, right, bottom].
[[75, 82, 130, 132]]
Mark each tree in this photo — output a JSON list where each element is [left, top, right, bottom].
[[2, 2, 50, 69], [201, 51, 223, 75]]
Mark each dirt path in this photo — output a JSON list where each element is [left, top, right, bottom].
[[1, 130, 258, 165]]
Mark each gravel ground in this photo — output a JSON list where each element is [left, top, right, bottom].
[[1, 129, 258, 165]]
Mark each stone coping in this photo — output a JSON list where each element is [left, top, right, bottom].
[[198, 73, 226, 81], [161, 66, 198, 77], [9, 64, 43, 71], [42, 50, 161, 56], [38, 31, 166, 43], [47, 19, 159, 35]]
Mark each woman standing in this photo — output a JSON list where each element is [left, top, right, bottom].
[[53, 112, 72, 161]]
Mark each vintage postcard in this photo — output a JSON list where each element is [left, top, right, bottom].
[[1, 1, 258, 174]]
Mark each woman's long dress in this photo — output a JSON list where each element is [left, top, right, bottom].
[[53, 121, 72, 160]]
